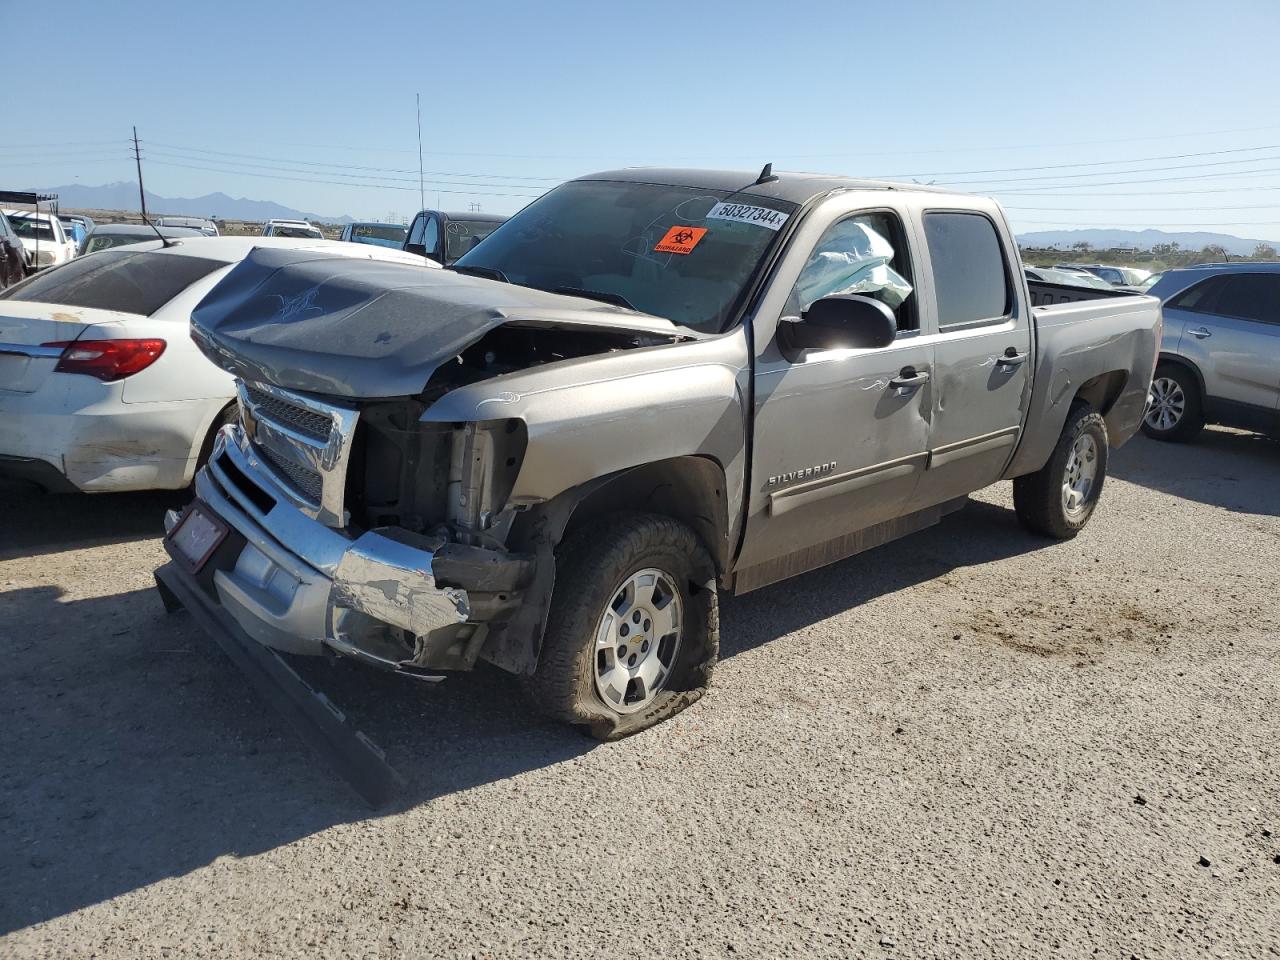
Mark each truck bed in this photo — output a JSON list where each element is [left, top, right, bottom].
[[1025, 279, 1141, 308]]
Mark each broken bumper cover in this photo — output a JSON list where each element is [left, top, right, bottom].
[[164, 426, 470, 665]]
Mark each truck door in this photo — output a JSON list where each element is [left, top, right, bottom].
[[734, 204, 934, 591], [911, 210, 1033, 507]]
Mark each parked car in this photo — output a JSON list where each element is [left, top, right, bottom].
[[1055, 264, 1150, 288], [404, 209, 506, 264], [156, 216, 219, 236], [0, 210, 28, 289], [261, 219, 324, 239], [339, 221, 409, 249], [2, 210, 77, 269], [1142, 262, 1280, 442], [82, 223, 204, 254], [0, 237, 436, 494], [1025, 266, 1115, 289], [59, 218, 88, 253], [63, 214, 97, 234], [158, 167, 1160, 752]]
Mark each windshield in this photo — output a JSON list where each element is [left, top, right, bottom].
[[11, 218, 57, 242], [272, 226, 323, 239], [84, 232, 151, 254], [350, 223, 408, 248], [444, 219, 502, 262], [453, 181, 797, 332]]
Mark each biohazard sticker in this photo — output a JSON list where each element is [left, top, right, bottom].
[[654, 225, 708, 254], [706, 202, 789, 231]]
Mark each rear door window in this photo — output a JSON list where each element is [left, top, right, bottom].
[[923, 212, 1012, 328], [0, 250, 224, 315], [1206, 274, 1280, 325]]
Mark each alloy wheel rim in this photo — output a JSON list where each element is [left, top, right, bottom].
[[593, 567, 682, 714], [1145, 377, 1185, 432], [1062, 433, 1099, 517]]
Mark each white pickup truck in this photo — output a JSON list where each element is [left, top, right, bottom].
[[158, 167, 1162, 760]]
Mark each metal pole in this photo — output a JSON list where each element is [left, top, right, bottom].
[[416, 94, 426, 218]]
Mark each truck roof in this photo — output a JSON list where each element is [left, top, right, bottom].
[[575, 167, 962, 205]]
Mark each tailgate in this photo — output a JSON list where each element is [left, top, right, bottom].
[[0, 302, 134, 393]]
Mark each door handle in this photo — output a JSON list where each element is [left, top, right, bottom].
[[1188, 326, 1212, 340], [889, 368, 930, 391], [997, 350, 1029, 368]]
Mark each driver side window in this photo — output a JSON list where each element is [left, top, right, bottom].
[[423, 216, 440, 257], [787, 212, 917, 333]]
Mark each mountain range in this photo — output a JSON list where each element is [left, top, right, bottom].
[[1015, 228, 1279, 257], [37, 182, 354, 224]]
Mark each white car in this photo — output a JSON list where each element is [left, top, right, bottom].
[[0, 236, 435, 493], [3, 210, 78, 270], [261, 219, 324, 239]]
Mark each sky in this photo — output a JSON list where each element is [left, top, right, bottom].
[[3, 0, 1280, 238]]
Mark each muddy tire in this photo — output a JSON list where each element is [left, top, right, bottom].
[[522, 512, 719, 740], [1014, 403, 1109, 540], [1141, 363, 1204, 443]]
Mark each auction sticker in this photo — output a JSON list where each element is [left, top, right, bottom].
[[706, 202, 789, 231], [654, 225, 708, 254]]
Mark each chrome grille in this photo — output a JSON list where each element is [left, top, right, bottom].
[[260, 444, 323, 503], [244, 385, 332, 442]]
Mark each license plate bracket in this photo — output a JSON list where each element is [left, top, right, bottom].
[[166, 501, 229, 574]]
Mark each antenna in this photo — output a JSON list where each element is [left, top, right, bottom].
[[415, 94, 426, 217], [755, 162, 778, 185], [133, 126, 174, 247]]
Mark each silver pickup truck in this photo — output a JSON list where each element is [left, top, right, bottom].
[[157, 167, 1161, 742]]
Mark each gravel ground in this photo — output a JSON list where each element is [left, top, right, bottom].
[[2, 429, 1278, 959]]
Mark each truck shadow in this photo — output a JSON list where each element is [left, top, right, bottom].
[[0, 483, 185, 561], [1108, 428, 1279, 517], [718, 498, 1044, 656], [0, 496, 1042, 935]]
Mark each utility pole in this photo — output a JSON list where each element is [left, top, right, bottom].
[[132, 125, 150, 223]]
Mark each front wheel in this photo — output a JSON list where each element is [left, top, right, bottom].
[[1014, 403, 1109, 539], [522, 512, 719, 740]]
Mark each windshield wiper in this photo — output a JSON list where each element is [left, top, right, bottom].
[[552, 286, 638, 311], [447, 264, 509, 283]]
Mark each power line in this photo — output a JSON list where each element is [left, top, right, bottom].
[[1006, 202, 1280, 212], [142, 157, 544, 199], [139, 148, 553, 190], [928, 155, 1280, 188], [988, 168, 1280, 193], [144, 140, 565, 181], [885, 144, 1280, 181], [1013, 219, 1280, 227]]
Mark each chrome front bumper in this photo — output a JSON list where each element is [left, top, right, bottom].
[[171, 425, 470, 663]]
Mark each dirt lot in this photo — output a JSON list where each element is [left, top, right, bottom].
[[1, 429, 1277, 959]]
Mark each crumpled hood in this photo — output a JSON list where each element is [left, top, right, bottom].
[[190, 247, 686, 398]]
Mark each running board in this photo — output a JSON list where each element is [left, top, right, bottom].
[[154, 562, 405, 809]]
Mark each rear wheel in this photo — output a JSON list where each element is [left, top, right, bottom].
[[1014, 403, 1109, 539], [522, 512, 718, 740], [1142, 363, 1204, 443], [191, 404, 237, 485]]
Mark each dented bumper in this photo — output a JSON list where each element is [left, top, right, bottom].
[[162, 426, 503, 670]]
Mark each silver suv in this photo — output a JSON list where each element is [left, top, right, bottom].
[[1143, 262, 1280, 442]]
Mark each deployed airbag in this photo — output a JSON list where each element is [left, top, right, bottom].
[[794, 219, 913, 311]]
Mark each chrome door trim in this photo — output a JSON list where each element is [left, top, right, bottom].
[[768, 451, 928, 517], [927, 425, 1021, 470]]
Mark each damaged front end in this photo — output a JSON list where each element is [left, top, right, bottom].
[[165, 248, 681, 678], [171, 380, 540, 680]]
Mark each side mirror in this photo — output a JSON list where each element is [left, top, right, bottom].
[[781, 294, 897, 351]]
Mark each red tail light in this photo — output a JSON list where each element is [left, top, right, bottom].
[[41, 339, 167, 382]]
